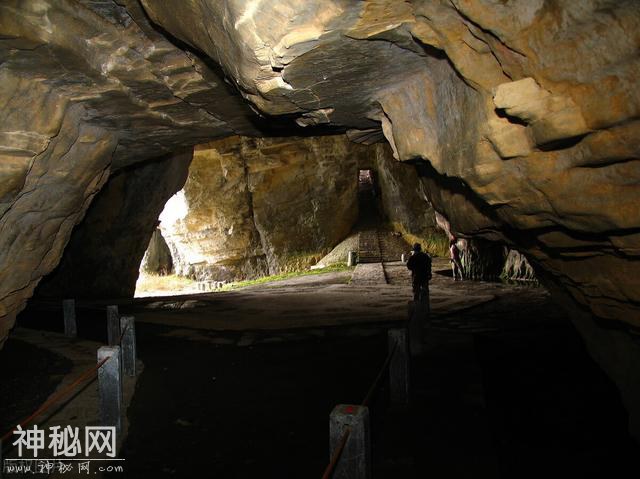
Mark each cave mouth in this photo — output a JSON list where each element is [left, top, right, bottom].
[[356, 168, 383, 228], [358, 169, 375, 193], [135, 191, 190, 298]]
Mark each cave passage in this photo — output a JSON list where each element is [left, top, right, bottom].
[[357, 168, 382, 227], [1, 1, 639, 476], [358, 169, 375, 193]]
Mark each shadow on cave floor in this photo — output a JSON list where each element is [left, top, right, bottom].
[[9, 268, 638, 478], [0, 339, 72, 432]]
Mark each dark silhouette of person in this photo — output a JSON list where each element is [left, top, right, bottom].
[[407, 243, 432, 303]]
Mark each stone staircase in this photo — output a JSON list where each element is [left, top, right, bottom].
[[357, 229, 382, 263], [378, 230, 411, 262], [355, 184, 411, 264], [358, 229, 412, 264]]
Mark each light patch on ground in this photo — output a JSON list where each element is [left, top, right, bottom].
[[135, 273, 198, 297]]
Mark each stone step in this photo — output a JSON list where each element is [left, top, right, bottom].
[[357, 230, 382, 263], [378, 230, 411, 263]]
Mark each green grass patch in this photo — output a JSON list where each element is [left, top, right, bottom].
[[218, 263, 352, 291]]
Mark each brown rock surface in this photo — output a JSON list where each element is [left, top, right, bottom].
[[373, 143, 447, 255], [138, 0, 640, 436], [160, 135, 372, 279], [36, 151, 192, 299], [0, 0, 262, 345], [139, 0, 640, 329]]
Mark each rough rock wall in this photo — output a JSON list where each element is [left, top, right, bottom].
[[140, 0, 640, 327], [0, 0, 264, 345], [37, 151, 191, 298], [140, 0, 640, 438], [373, 143, 447, 256], [141, 229, 174, 275], [458, 238, 506, 282], [161, 135, 372, 280], [502, 250, 538, 283], [0, 100, 113, 347], [160, 137, 268, 281]]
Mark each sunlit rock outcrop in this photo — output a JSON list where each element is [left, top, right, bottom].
[[160, 135, 372, 280]]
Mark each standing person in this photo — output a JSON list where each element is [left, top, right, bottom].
[[450, 238, 464, 281], [407, 243, 432, 303]]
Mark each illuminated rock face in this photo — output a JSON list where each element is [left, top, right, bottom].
[[160, 135, 381, 280], [0, 0, 260, 345], [1, 0, 639, 438], [156, 135, 444, 281]]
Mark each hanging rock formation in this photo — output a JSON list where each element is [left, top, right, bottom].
[[502, 249, 538, 283], [138, 0, 640, 328]]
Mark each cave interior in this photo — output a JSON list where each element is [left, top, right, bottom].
[[0, 1, 639, 477]]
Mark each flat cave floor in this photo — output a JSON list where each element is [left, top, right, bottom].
[[8, 258, 638, 478]]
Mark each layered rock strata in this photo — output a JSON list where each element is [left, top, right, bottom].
[[0, 0, 265, 344], [160, 135, 371, 280]]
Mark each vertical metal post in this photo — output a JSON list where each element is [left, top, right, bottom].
[[329, 404, 371, 479], [119, 316, 136, 376], [347, 251, 357, 267], [388, 328, 410, 406], [62, 299, 77, 338], [106, 305, 120, 346], [97, 346, 122, 433]]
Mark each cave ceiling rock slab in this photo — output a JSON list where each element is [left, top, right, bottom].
[[493, 77, 590, 145]]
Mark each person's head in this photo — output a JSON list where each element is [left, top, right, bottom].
[[450, 237, 457, 246], [412, 243, 421, 252]]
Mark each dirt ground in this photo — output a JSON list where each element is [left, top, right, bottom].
[[6, 259, 638, 478]]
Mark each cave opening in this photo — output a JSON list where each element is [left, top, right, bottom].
[[358, 168, 375, 193]]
